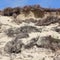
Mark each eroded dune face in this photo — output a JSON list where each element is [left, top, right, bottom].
[[0, 5, 60, 60]]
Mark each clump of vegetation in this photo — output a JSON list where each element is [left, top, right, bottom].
[[36, 16, 59, 26], [31, 5, 44, 18], [22, 6, 32, 16], [1, 4, 60, 18], [0, 10, 3, 15], [5, 28, 29, 38], [3, 7, 21, 18], [3, 7, 13, 16], [4, 39, 24, 54], [5, 28, 15, 37], [12, 7, 21, 15], [19, 25, 40, 33], [4, 34, 60, 54], [23, 18, 37, 23], [24, 37, 38, 49], [36, 35, 60, 51]]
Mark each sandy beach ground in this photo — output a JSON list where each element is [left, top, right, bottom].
[[0, 15, 60, 60]]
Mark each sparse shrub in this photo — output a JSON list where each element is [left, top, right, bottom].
[[33, 10, 44, 18], [35, 20, 43, 26], [3, 7, 21, 16], [12, 7, 21, 15], [23, 18, 37, 23], [0, 10, 3, 15], [18, 25, 40, 33], [4, 39, 24, 54], [5, 25, 40, 38], [5, 28, 15, 37], [32, 5, 41, 9], [36, 36, 51, 48], [31, 5, 44, 18], [1, 4, 60, 18], [3, 7, 13, 16], [36, 16, 59, 26], [22, 6, 32, 16], [25, 37, 38, 49], [36, 35, 60, 51], [15, 33, 29, 39], [5, 28, 29, 38]]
